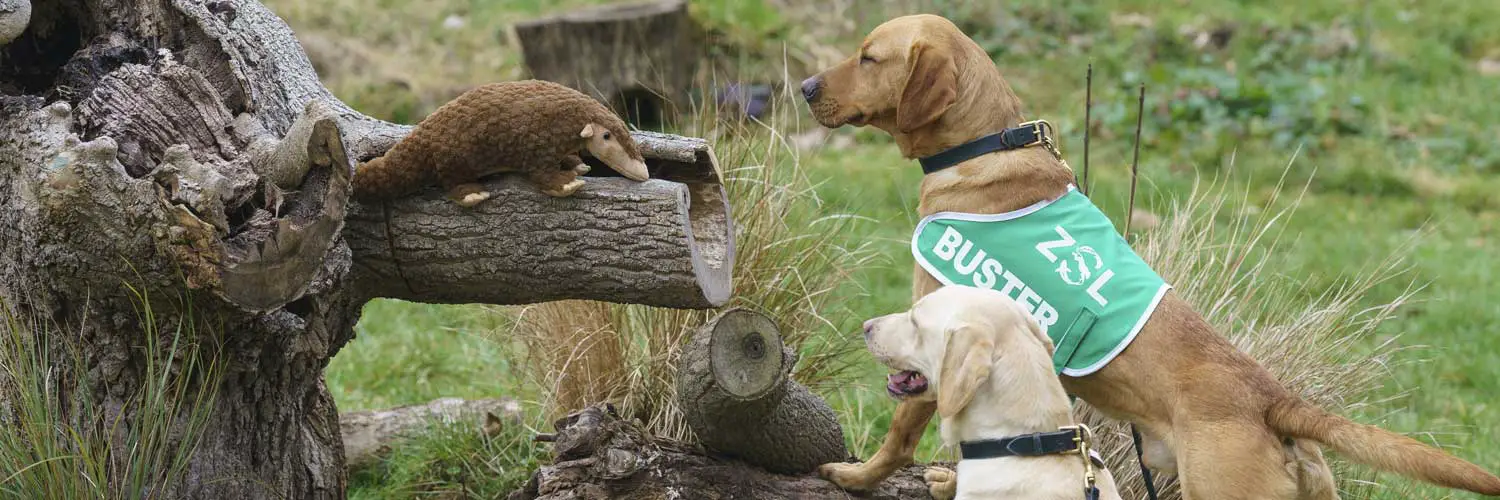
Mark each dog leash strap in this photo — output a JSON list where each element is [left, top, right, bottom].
[[1130, 424, 1161, 500]]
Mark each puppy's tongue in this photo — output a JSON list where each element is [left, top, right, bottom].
[[886, 370, 929, 396]]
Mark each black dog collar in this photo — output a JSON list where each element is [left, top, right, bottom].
[[917, 120, 1059, 175], [959, 429, 1082, 460]]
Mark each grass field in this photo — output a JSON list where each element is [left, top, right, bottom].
[[263, 0, 1500, 498]]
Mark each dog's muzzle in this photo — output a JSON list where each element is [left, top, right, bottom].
[[800, 75, 822, 103]]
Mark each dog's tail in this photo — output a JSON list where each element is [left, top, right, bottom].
[[1266, 396, 1500, 495]]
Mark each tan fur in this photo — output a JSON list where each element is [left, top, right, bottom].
[[351, 80, 648, 206], [864, 286, 1122, 500], [806, 14, 1500, 499]]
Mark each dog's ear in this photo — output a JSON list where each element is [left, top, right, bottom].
[[937, 321, 994, 419], [1022, 314, 1054, 356], [897, 38, 958, 133]]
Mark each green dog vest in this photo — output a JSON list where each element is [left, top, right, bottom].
[[912, 185, 1171, 376]]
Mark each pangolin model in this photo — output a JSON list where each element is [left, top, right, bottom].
[[352, 80, 649, 206]]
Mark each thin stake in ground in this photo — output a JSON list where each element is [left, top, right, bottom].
[[1124, 83, 1145, 237], [1082, 63, 1093, 196]]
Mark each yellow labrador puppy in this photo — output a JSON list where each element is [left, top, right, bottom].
[[865, 284, 1122, 500]]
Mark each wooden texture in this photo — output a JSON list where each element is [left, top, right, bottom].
[[675, 309, 849, 474], [340, 397, 521, 469], [0, 0, 731, 498], [346, 132, 732, 309], [514, 0, 702, 125], [509, 404, 938, 500]]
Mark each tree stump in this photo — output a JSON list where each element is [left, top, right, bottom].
[[513, 0, 702, 128], [0, 1, 731, 498], [675, 309, 849, 474], [509, 404, 937, 500]]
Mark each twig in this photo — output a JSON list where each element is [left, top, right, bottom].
[[1124, 83, 1145, 237], [1082, 63, 1093, 196]]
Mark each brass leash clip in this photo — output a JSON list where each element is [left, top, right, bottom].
[[1063, 423, 1100, 496]]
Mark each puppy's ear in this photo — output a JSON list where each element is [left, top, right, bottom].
[[1022, 315, 1054, 356], [897, 39, 958, 133], [937, 322, 994, 419]]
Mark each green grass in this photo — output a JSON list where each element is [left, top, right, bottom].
[[0, 290, 222, 499], [264, 0, 1500, 498]]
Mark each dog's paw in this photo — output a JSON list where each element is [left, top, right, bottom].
[[924, 466, 956, 499], [817, 462, 878, 492]]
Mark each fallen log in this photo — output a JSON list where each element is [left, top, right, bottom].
[[344, 133, 733, 309], [676, 308, 848, 474], [509, 404, 939, 500], [339, 397, 521, 470]]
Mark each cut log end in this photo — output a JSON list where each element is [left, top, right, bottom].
[[708, 309, 785, 400], [677, 309, 849, 474]]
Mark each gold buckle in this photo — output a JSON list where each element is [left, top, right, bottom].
[[1017, 119, 1065, 161], [1061, 424, 1099, 490], [1016, 119, 1049, 147]]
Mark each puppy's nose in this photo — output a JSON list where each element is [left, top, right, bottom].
[[862, 319, 875, 339], [800, 76, 822, 103]]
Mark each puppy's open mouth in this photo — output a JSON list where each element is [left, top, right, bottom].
[[886, 370, 929, 397]]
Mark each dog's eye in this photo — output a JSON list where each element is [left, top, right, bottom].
[[860, 55, 877, 65]]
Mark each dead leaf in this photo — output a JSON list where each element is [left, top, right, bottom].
[[483, 411, 505, 437]]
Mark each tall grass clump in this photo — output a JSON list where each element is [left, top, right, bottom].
[[0, 289, 222, 499], [1077, 165, 1422, 499], [511, 90, 880, 441]]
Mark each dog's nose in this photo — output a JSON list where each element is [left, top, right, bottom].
[[862, 319, 875, 339], [800, 76, 822, 103]]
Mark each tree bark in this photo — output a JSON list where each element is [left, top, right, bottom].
[[0, 1, 730, 498], [345, 132, 732, 308], [513, 0, 703, 127], [676, 309, 849, 474], [511, 404, 937, 500]]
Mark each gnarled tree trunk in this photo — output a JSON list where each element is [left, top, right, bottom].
[[0, 1, 731, 498]]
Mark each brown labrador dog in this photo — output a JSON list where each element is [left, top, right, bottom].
[[801, 14, 1500, 500]]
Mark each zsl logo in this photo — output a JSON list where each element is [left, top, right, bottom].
[[1035, 225, 1113, 307]]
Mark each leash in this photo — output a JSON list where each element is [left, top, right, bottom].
[[917, 119, 1065, 174], [1130, 424, 1161, 500], [959, 424, 1101, 499]]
